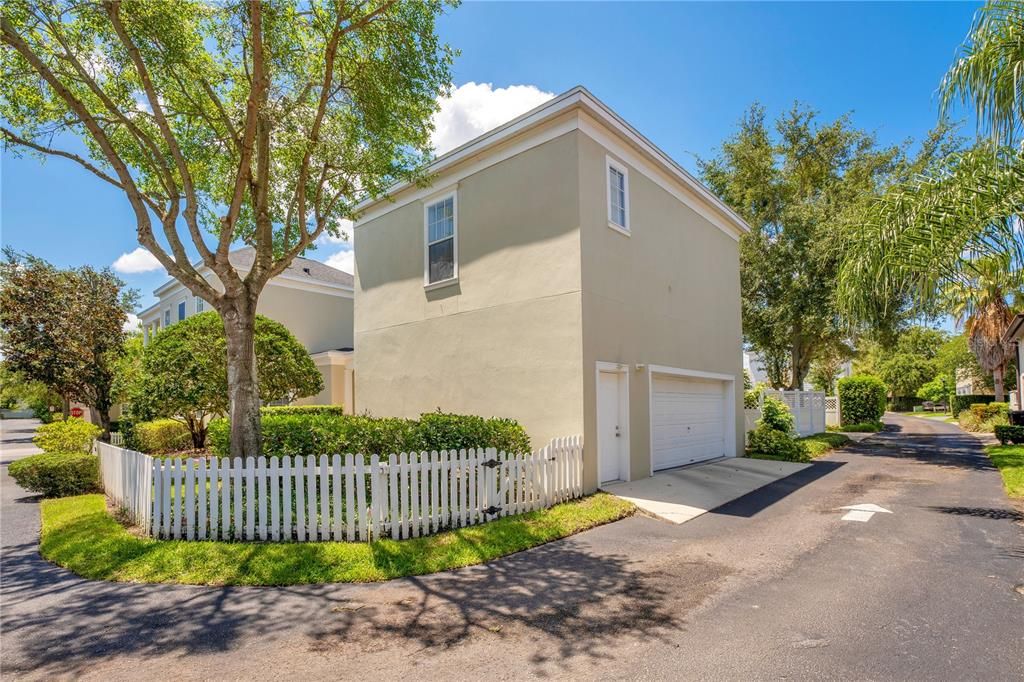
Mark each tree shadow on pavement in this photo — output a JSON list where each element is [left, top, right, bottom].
[[846, 428, 995, 473], [925, 505, 1024, 522]]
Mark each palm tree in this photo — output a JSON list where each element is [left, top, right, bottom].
[[941, 0, 1024, 149], [942, 256, 1023, 401]]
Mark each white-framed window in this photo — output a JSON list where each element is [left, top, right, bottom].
[[177, 300, 187, 321], [606, 156, 630, 234], [163, 308, 171, 326], [423, 190, 457, 287], [195, 296, 204, 313]]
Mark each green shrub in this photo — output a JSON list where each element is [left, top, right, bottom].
[[995, 425, 1024, 445], [134, 419, 192, 454], [208, 412, 532, 458], [260, 405, 345, 416], [950, 394, 996, 416], [33, 418, 102, 453], [838, 375, 887, 425], [969, 402, 1008, 421], [958, 408, 1008, 433], [747, 424, 809, 462], [757, 396, 795, 434], [827, 420, 884, 433], [8, 452, 100, 497]]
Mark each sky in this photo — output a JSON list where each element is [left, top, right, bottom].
[[0, 1, 983, 318]]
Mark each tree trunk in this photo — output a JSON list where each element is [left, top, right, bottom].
[[222, 302, 261, 458], [61, 396, 71, 421], [993, 364, 1005, 403]]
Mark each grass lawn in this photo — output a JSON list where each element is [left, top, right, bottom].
[[40, 492, 635, 586], [985, 444, 1024, 499], [827, 421, 885, 433]]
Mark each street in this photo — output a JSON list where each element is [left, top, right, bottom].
[[1, 414, 1022, 680]]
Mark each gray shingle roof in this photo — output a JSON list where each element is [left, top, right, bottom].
[[228, 246, 352, 287]]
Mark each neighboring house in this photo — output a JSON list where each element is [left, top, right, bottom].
[[1003, 314, 1024, 411], [954, 367, 992, 397], [138, 247, 355, 411], [353, 86, 750, 491], [742, 350, 851, 391]]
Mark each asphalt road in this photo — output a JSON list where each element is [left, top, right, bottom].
[[1, 415, 1021, 680]]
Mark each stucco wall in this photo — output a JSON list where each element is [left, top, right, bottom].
[[577, 133, 744, 486], [254, 285, 353, 354], [354, 131, 585, 448]]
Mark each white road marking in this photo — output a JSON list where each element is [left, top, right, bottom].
[[839, 503, 892, 522]]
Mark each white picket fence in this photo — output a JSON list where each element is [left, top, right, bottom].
[[96, 437, 583, 543], [761, 390, 826, 437]]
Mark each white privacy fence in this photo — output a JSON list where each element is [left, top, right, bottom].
[[760, 390, 826, 437], [96, 437, 583, 543], [824, 395, 840, 427]]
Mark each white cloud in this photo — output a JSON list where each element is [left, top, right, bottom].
[[124, 313, 141, 332], [323, 246, 354, 275], [316, 218, 353, 247], [112, 247, 164, 274], [431, 82, 555, 155]]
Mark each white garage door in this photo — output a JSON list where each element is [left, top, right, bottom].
[[651, 375, 727, 471]]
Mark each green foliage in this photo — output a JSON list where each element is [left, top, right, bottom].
[[855, 326, 947, 399], [133, 312, 323, 447], [799, 432, 852, 458], [958, 404, 1009, 432], [207, 412, 532, 459], [828, 421, 884, 433], [916, 374, 954, 403], [970, 402, 1008, 421], [134, 419, 193, 454], [838, 375, 887, 425], [0, 364, 61, 416], [9, 452, 100, 497], [758, 396, 795, 434], [747, 424, 809, 462], [0, 250, 137, 430], [261, 405, 345, 416], [994, 425, 1024, 446], [33, 417, 102, 453], [950, 394, 997, 415], [700, 103, 913, 388]]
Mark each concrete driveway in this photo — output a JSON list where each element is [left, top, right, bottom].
[[1, 415, 1022, 680]]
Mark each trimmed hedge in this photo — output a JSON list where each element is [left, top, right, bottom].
[[207, 411, 532, 458], [747, 424, 809, 462], [950, 394, 996, 416], [9, 452, 101, 497], [260, 405, 345, 416], [970, 402, 1008, 421], [134, 419, 192, 454], [889, 396, 925, 413], [838, 375, 887, 426], [995, 425, 1024, 445], [33, 418, 102, 453]]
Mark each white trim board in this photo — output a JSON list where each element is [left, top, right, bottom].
[[354, 87, 750, 242]]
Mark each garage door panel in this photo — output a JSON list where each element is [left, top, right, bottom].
[[652, 375, 727, 471]]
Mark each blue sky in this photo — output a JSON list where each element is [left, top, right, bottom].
[[0, 1, 981, 314]]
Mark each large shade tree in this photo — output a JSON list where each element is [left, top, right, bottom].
[[1, 0, 455, 456]]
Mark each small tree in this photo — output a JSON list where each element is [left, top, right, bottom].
[[0, 250, 136, 433], [135, 312, 322, 448]]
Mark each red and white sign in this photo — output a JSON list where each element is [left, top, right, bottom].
[[70, 407, 84, 418]]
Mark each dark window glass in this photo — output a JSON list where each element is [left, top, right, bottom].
[[428, 239, 454, 283]]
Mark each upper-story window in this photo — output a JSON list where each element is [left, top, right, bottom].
[[178, 300, 186, 321], [163, 308, 171, 326], [424, 191, 457, 286], [195, 296, 204, 313], [606, 156, 630, 234]]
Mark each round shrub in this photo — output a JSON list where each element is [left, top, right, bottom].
[[838, 375, 887, 426], [134, 419, 192, 454], [758, 396, 795, 434], [9, 452, 101, 497], [747, 424, 809, 462], [33, 417, 102, 453]]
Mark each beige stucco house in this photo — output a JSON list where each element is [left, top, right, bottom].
[[353, 86, 750, 491], [1003, 314, 1024, 411], [138, 247, 355, 411]]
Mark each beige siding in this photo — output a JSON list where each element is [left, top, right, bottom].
[[578, 133, 744, 485], [354, 131, 585, 447], [255, 285, 353, 354]]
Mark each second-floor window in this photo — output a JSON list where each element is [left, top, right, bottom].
[[163, 309, 171, 327], [424, 192, 457, 285], [195, 296, 204, 313], [607, 156, 629, 232], [178, 301, 186, 321]]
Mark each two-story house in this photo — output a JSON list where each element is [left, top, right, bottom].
[[138, 247, 356, 411], [353, 87, 750, 491]]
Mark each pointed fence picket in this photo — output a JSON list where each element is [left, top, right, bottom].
[[96, 435, 582, 543]]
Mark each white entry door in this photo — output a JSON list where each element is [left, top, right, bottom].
[[651, 375, 726, 471], [598, 371, 626, 483]]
